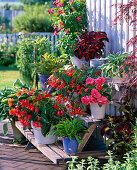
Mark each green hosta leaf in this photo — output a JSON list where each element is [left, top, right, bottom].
[[13, 79, 24, 88], [3, 123, 8, 135], [112, 65, 118, 75], [41, 123, 51, 137], [1, 98, 9, 104]]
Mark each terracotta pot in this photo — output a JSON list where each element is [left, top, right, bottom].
[[90, 103, 107, 120]]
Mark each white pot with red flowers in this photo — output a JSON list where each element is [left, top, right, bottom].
[[81, 76, 111, 120]]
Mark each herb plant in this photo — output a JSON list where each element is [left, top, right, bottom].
[[52, 117, 87, 143]]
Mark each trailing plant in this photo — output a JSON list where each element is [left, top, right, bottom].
[[16, 35, 50, 85], [48, 0, 87, 56], [100, 51, 129, 78], [48, 66, 101, 115], [101, 101, 137, 160], [52, 116, 87, 143], [13, 5, 53, 32], [72, 31, 109, 61]]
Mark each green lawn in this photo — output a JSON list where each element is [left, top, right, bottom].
[[0, 66, 20, 90]]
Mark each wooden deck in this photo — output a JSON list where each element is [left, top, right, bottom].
[[15, 121, 107, 165]]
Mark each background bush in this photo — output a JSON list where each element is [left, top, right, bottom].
[[20, 0, 52, 5], [13, 5, 53, 33]]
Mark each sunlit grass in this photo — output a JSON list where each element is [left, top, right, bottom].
[[0, 66, 20, 90]]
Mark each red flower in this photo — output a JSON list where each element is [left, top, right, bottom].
[[57, 2, 63, 7], [95, 77, 106, 84], [97, 96, 108, 105], [76, 17, 82, 21], [37, 96, 41, 101], [96, 84, 103, 90], [54, 25, 58, 30], [43, 93, 51, 98], [91, 89, 101, 99], [64, 28, 69, 34], [86, 77, 94, 85], [35, 107, 38, 112], [48, 7, 54, 14], [54, 31, 58, 36]]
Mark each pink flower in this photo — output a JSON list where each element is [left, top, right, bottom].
[[57, 2, 63, 7], [86, 77, 94, 85], [76, 17, 82, 21], [35, 107, 38, 112], [54, 25, 58, 29], [48, 7, 54, 14], [81, 96, 89, 105], [97, 96, 108, 105], [95, 77, 106, 84], [60, 22, 63, 26], [88, 95, 96, 104], [54, 31, 58, 36], [91, 89, 101, 99], [72, 9, 75, 12], [96, 84, 103, 90], [64, 28, 69, 34], [69, 0, 73, 3], [59, 9, 65, 14], [58, 26, 63, 31], [84, 88, 88, 92], [53, 0, 58, 5]]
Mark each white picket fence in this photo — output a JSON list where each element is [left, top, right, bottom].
[[86, 0, 137, 117], [0, 32, 60, 52]]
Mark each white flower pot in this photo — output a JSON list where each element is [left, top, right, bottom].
[[31, 123, 57, 144], [90, 103, 107, 120], [90, 58, 105, 67], [70, 56, 89, 69]]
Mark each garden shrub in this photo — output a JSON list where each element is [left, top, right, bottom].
[[13, 5, 53, 33], [0, 40, 18, 66], [20, 0, 52, 5]]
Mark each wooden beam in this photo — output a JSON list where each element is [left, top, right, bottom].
[[78, 124, 97, 152]]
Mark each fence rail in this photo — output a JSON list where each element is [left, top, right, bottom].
[[0, 32, 60, 52]]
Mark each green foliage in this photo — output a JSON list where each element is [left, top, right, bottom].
[[3, 123, 8, 135], [35, 52, 67, 75], [52, 117, 88, 143], [100, 51, 129, 77], [67, 149, 137, 170], [13, 5, 53, 33], [16, 35, 50, 85], [20, 0, 52, 5], [0, 39, 18, 66]]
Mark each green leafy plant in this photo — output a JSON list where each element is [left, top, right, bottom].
[[52, 117, 87, 143], [100, 51, 129, 78], [35, 52, 66, 75], [16, 35, 50, 85], [13, 5, 53, 32], [101, 102, 137, 160], [0, 79, 28, 135]]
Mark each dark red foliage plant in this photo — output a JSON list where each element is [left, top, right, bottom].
[[72, 31, 109, 61], [112, 0, 137, 88]]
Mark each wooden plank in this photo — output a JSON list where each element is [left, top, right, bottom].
[[78, 124, 97, 152], [15, 121, 64, 164]]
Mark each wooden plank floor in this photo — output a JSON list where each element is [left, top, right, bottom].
[[15, 121, 72, 165]]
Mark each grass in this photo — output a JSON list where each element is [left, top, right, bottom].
[[0, 65, 20, 90]]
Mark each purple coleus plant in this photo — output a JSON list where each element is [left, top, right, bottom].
[[72, 31, 109, 61]]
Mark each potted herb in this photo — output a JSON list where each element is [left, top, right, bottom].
[[35, 53, 66, 91], [100, 51, 129, 83], [81, 76, 111, 120], [52, 117, 87, 154], [11, 89, 66, 144], [72, 31, 109, 68]]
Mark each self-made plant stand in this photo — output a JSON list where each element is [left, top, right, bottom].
[[15, 115, 106, 165]]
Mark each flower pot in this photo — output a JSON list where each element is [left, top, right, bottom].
[[62, 137, 79, 154], [10, 120, 23, 140], [31, 123, 57, 144], [90, 103, 107, 120], [70, 56, 89, 69], [38, 74, 49, 92], [90, 58, 105, 67]]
